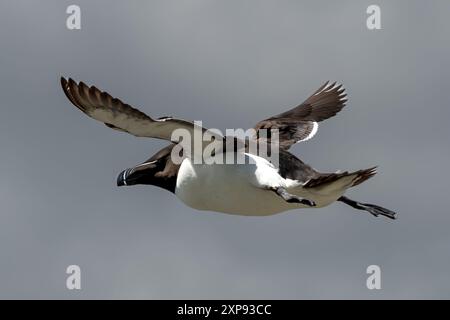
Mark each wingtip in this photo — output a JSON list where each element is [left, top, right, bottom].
[[60, 76, 68, 87], [314, 81, 330, 95], [79, 80, 89, 90], [60, 76, 87, 112], [317, 80, 346, 94], [60, 76, 78, 85], [367, 166, 378, 176]]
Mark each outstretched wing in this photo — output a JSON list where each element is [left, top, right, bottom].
[[61, 77, 224, 156], [254, 81, 347, 150]]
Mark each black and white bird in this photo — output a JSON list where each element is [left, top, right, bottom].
[[61, 77, 396, 220]]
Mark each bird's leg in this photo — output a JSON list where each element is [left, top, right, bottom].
[[338, 196, 397, 220], [272, 187, 316, 207]]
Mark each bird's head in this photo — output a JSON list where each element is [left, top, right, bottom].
[[117, 160, 160, 187], [117, 145, 180, 193]]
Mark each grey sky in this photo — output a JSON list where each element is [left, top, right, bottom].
[[0, 0, 449, 299]]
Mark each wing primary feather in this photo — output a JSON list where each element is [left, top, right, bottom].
[[60, 77, 224, 152], [253, 81, 347, 150]]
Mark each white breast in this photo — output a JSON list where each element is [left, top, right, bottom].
[[174, 153, 306, 216]]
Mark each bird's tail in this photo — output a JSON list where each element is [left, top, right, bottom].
[[303, 167, 377, 189]]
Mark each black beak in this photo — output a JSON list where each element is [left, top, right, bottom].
[[116, 161, 158, 187], [117, 168, 131, 186]]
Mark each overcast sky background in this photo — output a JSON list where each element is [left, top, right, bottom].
[[0, 0, 449, 299]]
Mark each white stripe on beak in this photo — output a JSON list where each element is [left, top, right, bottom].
[[122, 170, 128, 186]]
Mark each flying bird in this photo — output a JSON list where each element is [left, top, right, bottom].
[[60, 77, 396, 220]]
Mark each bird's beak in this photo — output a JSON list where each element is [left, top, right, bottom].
[[117, 161, 158, 187]]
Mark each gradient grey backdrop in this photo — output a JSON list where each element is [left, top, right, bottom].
[[0, 0, 449, 299]]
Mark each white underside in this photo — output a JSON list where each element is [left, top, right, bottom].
[[175, 153, 356, 216]]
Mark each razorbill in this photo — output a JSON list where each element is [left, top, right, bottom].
[[60, 77, 396, 220]]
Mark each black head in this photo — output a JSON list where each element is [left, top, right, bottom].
[[117, 145, 180, 193]]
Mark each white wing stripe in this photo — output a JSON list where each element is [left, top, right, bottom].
[[301, 122, 319, 142]]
